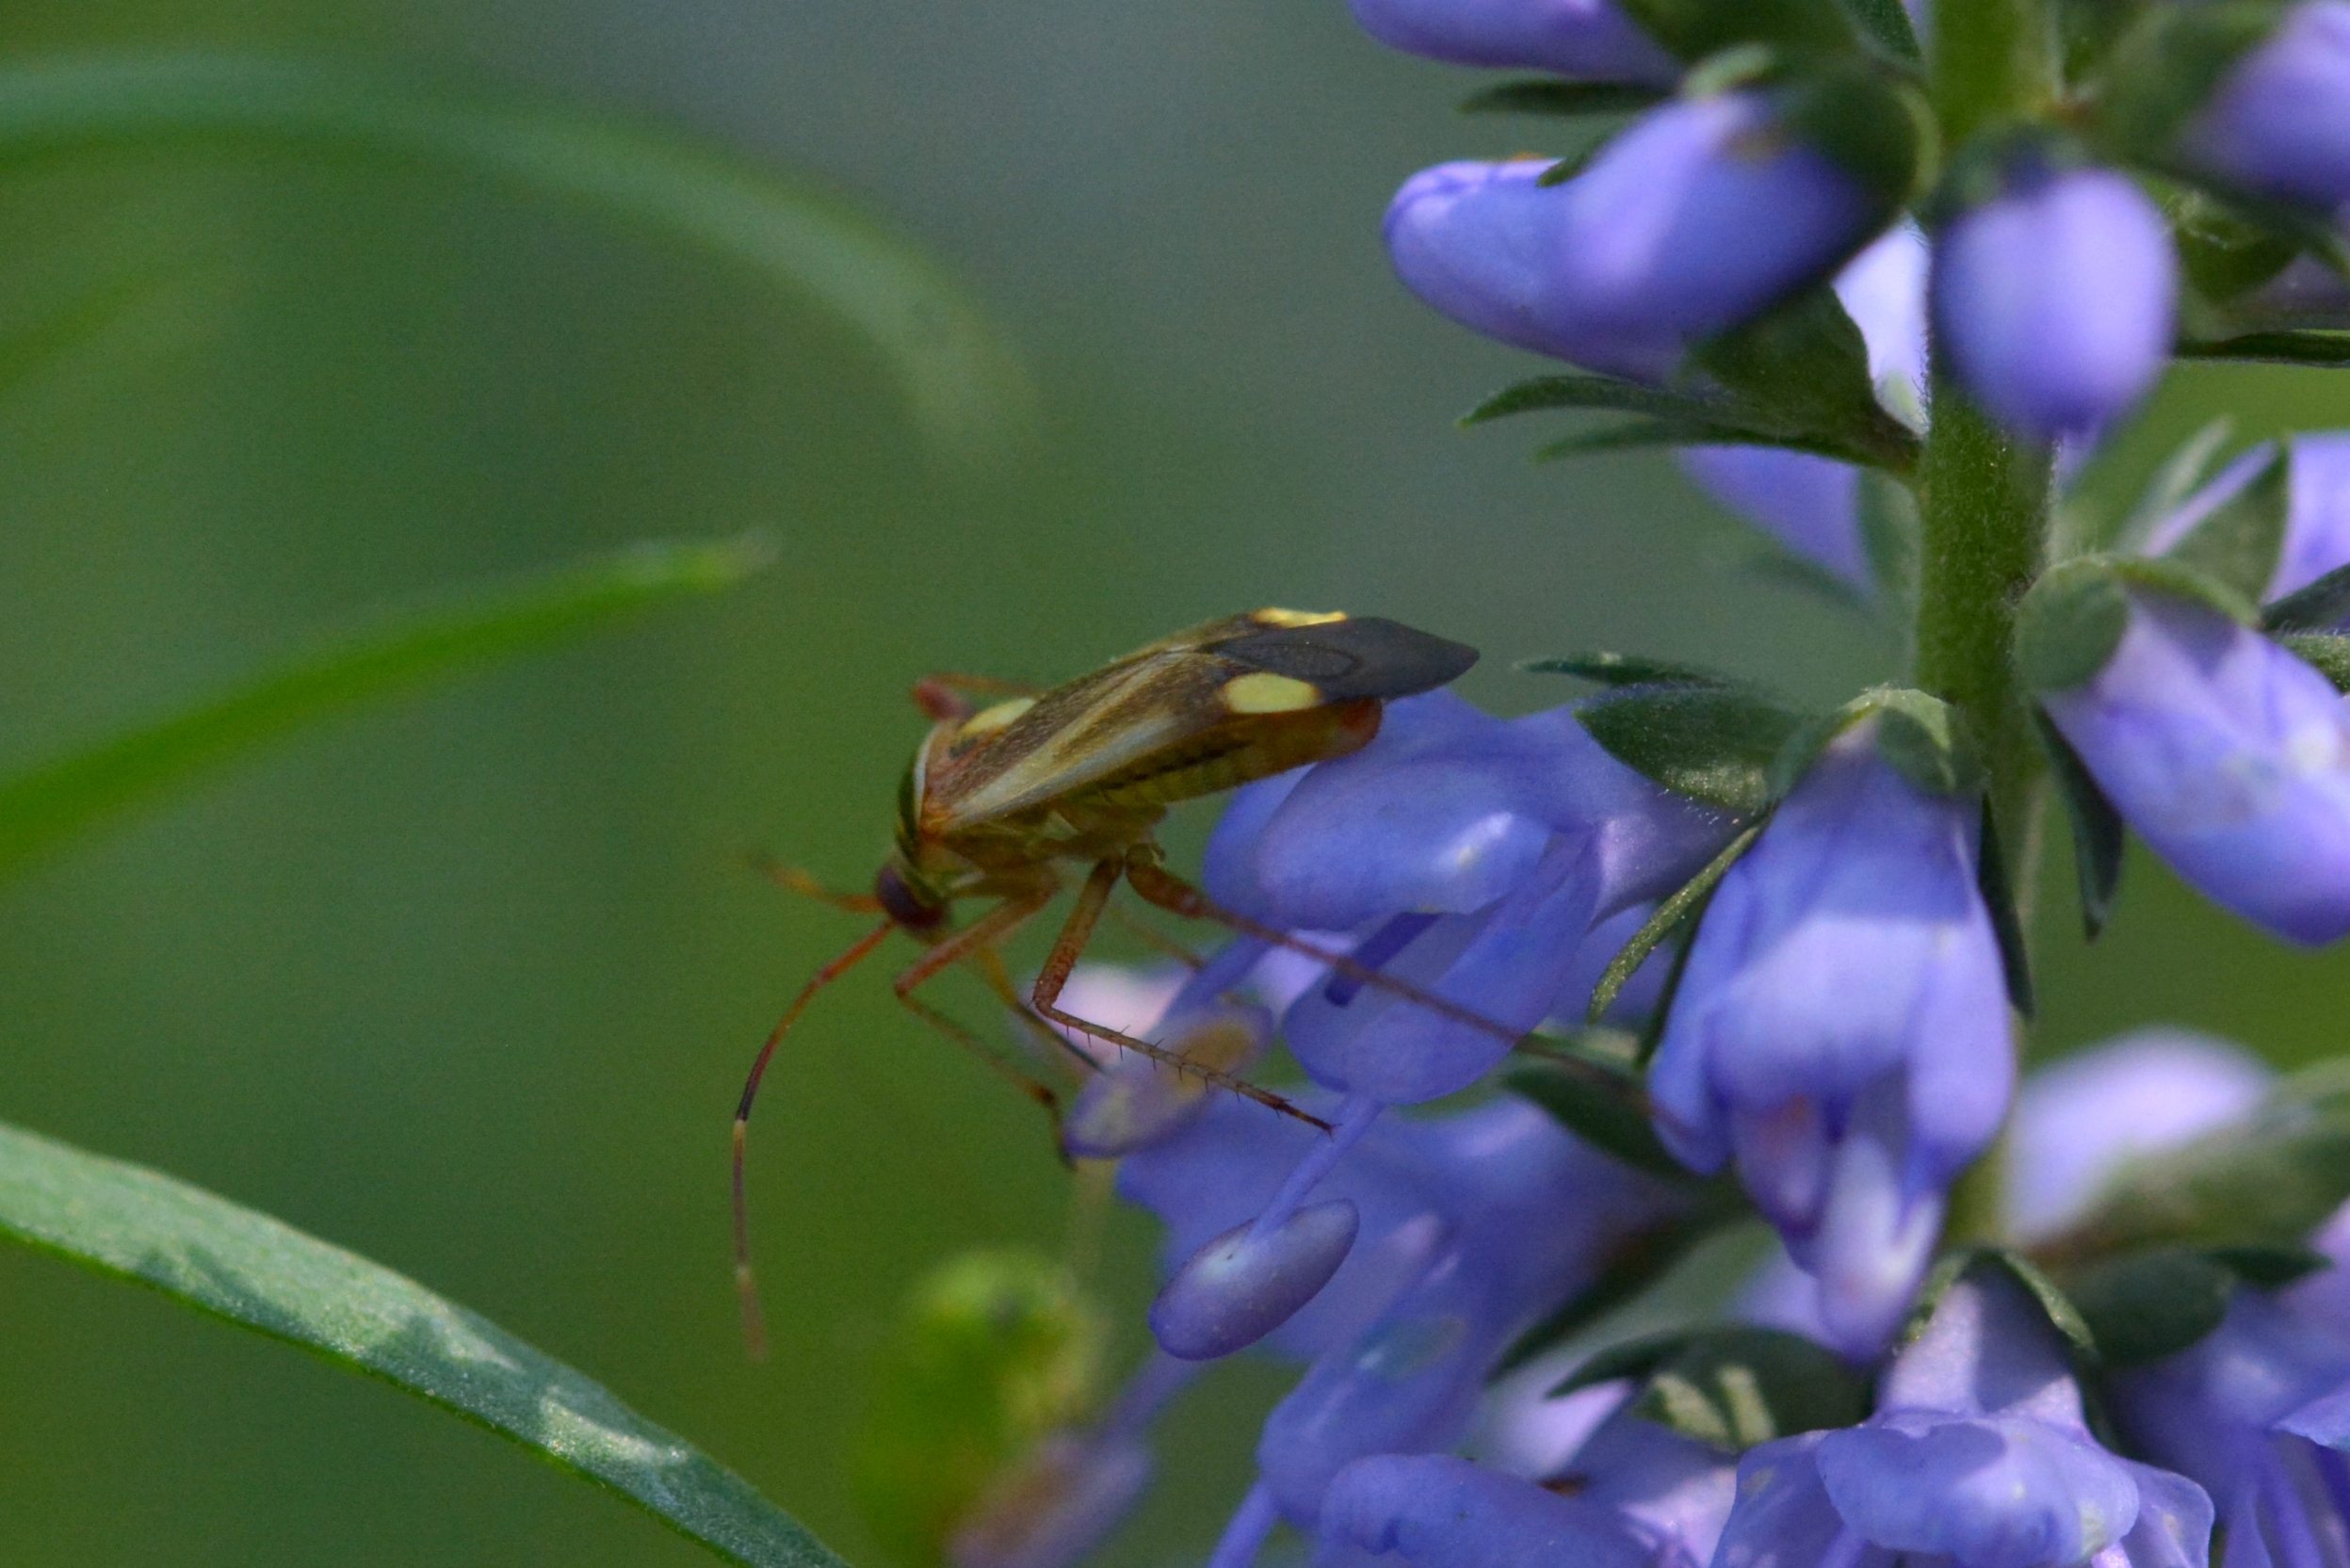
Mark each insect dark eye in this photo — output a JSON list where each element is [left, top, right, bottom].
[[874, 863, 946, 930]]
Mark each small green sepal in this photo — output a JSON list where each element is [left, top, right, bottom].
[[2265, 552, 2350, 633], [2059, 1245, 2327, 1369], [2034, 712, 2128, 940], [1586, 821, 1766, 1023], [2281, 634, 2350, 692], [1574, 681, 1812, 813], [1548, 1326, 1872, 1451], [2164, 445, 2291, 604], [1976, 800, 2035, 1019], [1506, 1032, 1689, 1180], [1905, 1250, 2099, 1361], [2093, 2, 2288, 165], [1693, 284, 1925, 474]]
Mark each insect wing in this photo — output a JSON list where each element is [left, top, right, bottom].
[[922, 611, 1477, 830]]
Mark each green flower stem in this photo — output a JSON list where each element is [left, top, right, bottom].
[[1914, 380, 2051, 873], [1928, 0, 2060, 147]]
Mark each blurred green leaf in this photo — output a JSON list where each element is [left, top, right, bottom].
[[0, 51, 1031, 459], [1456, 80, 1665, 117], [0, 535, 774, 878], [0, 1117, 847, 1568], [1550, 1325, 1870, 1449], [1574, 684, 1808, 813], [2034, 712, 2127, 941], [1588, 822, 1764, 1023]]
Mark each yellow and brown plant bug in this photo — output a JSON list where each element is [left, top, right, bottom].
[[732, 609, 1484, 1352]]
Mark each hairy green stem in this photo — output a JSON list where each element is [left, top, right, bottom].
[[1914, 380, 2051, 846]]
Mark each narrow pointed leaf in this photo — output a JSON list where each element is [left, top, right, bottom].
[[2165, 445, 2290, 604], [1535, 420, 1865, 462], [1462, 374, 1758, 428], [2265, 560, 2350, 633], [0, 52, 1030, 458], [1505, 1033, 1684, 1179], [1518, 652, 1739, 687], [1976, 799, 2035, 1019], [2111, 417, 2235, 556], [2177, 331, 2350, 367], [1837, 0, 1923, 61], [1589, 822, 1765, 1022], [2034, 711, 2127, 940], [1693, 285, 1921, 474], [1549, 1326, 1870, 1448], [1457, 79, 1666, 117], [0, 1118, 845, 1568], [0, 535, 774, 878]]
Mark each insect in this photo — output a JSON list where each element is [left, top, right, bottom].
[[732, 608, 1483, 1351]]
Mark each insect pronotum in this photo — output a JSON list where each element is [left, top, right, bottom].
[[733, 608, 1499, 1354]]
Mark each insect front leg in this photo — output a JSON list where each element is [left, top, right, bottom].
[[1029, 858, 1332, 1131], [891, 889, 1070, 1122]]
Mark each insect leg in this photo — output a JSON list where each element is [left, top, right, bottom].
[[890, 889, 1073, 1117], [1029, 860, 1332, 1131], [1119, 849, 1524, 1050], [743, 851, 884, 913], [733, 916, 897, 1359], [965, 945, 1105, 1075]]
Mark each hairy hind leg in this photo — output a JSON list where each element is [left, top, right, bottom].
[[890, 888, 1070, 1122], [1120, 849, 1638, 1103], [1029, 858, 1332, 1132]]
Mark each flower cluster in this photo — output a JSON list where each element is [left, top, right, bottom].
[[862, 4, 2350, 1568]]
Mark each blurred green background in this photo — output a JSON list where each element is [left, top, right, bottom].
[[1, 4, 2347, 1564]]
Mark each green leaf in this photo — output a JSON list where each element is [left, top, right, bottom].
[[1519, 652, 1742, 687], [2111, 417, 2235, 556], [1614, 0, 1859, 60], [1506, 1033, 1687, 1180], [2265, 553, 2350, 633], [1838, 0, 1924, 62], [2034, 712, 2128, 940], [1692, 283, 1922, 474], [1575, 687, 1810, 813], [2015, 558, 2135, 692], [1909, 1250, 2099, 1359], [0, 535, 773, 879], [1550, 1327, 1870, 1451], [0, 1117, 844, 1568], [2206, 1244, 2332, 1288], [1457, 80, 1668, 117], [1462, 374, 1758, 428], [2033, 1059, 2350, 1267], [0, 51, 1031, 460], [1867, 688, 1985, 799], [1589, 822, 1767, 1024], [1976, 800, 2035, 1020], [2062, 1248, 2233, 1367], [2164, 445, 2291, 605], [2282, 633, 2350, 692], [1535, 420, 1868, 463], [2177, 331, 2350, 366]]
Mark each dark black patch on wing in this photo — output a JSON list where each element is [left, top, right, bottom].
[[1210, 617, 1478, 701]]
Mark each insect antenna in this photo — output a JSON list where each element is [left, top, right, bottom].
[[733, 916, 896, 1360], [744, 852, 885, 913]]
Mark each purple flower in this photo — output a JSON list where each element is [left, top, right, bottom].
[[2002, 1027, 2273, 1244], [1932, 165, 2178, 440], [1678, 225, 1927, 592], [2034, 588, 2350, 946], [1346, 0, 1678, 85], [1318, 1454, 1652, 1568], [2278, 434, 2350, 602], [1386, 92, 1882, 382], [2132, 436, 2350, 606], [2184, 2, 2350, 211], [1213, 691, 1735, 1106], [1648, 718, 2015, 1355], [1716, 1267, 2213, 1568], [2115, 1292, 2350, 1568]]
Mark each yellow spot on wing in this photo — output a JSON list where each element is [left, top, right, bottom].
[[960, 697, 1036, 737], [1251, 608, 1349, 628], [1222, 672, 1321, 713]]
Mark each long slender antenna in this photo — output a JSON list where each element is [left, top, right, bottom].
[[733, 917, 896, 1360]]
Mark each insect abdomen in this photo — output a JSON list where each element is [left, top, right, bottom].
[[1084, 701, 1380, 811]]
